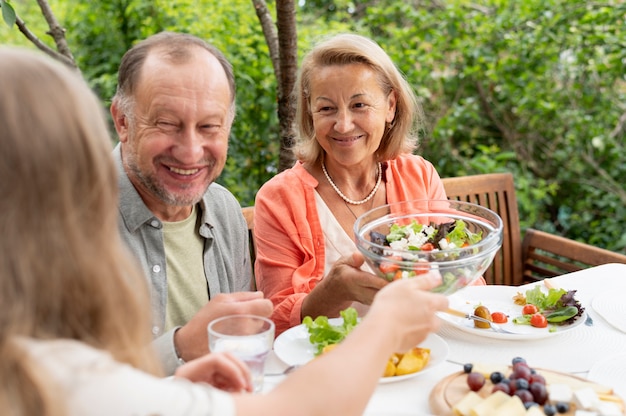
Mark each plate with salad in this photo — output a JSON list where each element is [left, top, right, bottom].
[[273, 308, 449, 383], [439, 285, 587, 340]]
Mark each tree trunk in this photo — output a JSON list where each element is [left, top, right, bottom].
[[252, 0, 298, 173]]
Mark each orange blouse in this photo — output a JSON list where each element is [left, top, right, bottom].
[[254, 154, 485, 336]]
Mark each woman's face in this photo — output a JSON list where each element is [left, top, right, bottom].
[[309, 63, 396, 167]]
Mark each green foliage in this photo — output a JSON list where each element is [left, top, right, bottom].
[[2, 0, 624, 253], [357, 0, 626, 253]]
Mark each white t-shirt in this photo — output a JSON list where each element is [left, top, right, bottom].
[[20, 338, 236, 416]]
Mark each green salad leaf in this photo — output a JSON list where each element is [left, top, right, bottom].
[[513, 286, 584, 327], [302, 307, 358, 355], [445, 220, 483, 248]]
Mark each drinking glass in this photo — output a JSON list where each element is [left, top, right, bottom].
[[208, 315, 275, 393]]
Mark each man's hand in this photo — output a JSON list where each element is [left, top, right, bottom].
[[174, 291, 273, 361]]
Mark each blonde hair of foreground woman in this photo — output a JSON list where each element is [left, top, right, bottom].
[[0, 48, 162, 415]]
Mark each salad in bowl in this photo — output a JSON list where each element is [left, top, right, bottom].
[[353, 199, 503, 295]]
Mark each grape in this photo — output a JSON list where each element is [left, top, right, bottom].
[[463, 363, 473, 374], [529, 373, 546, 385], [514, 389, 534, 404], [492, 382, 511, 395], [529, 382, 548, 405], [543, 404, 557, 416], [555, 402, 570, 413], [513, 363, 532, 381], [467, 372, 486, 392], [510, 378, 529, 393], [511, 356, 527, 365], [489, 371, 504, 384]]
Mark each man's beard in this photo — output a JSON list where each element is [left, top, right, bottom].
[[126, 152, 218, 207]]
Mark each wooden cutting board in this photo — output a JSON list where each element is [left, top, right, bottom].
[[429, 366, 625, 416]]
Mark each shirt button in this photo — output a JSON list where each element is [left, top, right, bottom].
[[151, 220, 160, 228], [152, 326, 160, 335], [152, 265, 161, 273]]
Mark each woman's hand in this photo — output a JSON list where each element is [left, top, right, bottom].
[[302, 252, 388, 318], [174, 352, 253, 393], [367, 272, 449, 352]]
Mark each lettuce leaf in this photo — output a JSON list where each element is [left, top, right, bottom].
[[302, 307, 359, 355]]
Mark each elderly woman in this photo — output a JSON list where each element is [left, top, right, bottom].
[[254, 33, 485, 335]]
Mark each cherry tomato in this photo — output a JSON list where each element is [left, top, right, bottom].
[[522, 304, 539, 315], [420, 242, 435, 251], [379, 256, 403, 275], [491, 312, 508, 324], [530, 313, 548, 328]]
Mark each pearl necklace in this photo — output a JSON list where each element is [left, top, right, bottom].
[[322, 161, 382, 205]]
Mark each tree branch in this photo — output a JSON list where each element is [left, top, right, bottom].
[[579, 150, 626, 205], [609, 110, 626, 139], [15, 15, 76, 69], [36, 0, 75, 64], [252, 0, 280, 90]]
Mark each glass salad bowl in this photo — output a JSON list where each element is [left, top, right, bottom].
[[353, 199, 503, 295]]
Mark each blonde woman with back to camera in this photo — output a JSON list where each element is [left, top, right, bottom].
[[0, 47, 447, 416]]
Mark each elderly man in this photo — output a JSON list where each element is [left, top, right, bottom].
[[110, 32, 272, 375]]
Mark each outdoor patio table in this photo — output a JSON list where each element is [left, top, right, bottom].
[[262, 263, 626, 415]]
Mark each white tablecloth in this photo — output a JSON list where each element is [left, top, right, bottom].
[[262, 263, 626, 415]]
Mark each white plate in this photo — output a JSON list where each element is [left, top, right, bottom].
[[592, 290, 626, 334], [273, 318, 449, 383], [439, 285, 587, 340]]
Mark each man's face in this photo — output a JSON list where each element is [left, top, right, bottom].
[[114, 48, 233, 221]]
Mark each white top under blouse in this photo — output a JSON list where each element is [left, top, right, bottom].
[[315, 192, 374, 316]]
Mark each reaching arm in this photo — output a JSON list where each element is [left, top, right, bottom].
[[234, 273, 449, 416]]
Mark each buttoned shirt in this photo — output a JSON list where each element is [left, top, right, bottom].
[[114, 144, 252, 375]]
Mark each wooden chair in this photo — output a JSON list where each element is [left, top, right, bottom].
[[442, 172, 626, 285], [241, 206, 256, 289]]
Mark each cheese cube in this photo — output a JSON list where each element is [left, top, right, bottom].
[[548, 383, 573, 403], [470, 391, 510, 416], [525, 405, 545, 416], [492, 395, 526, 416], [574, 387, 600, 410], [452, 391, 483, 416]]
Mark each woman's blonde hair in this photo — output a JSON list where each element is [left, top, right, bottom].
[[293, 33, 424, 164], [0, 48, 162, 415]]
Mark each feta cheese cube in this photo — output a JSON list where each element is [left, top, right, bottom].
[[452, 391, 482, 416], [573, 387, 600, 410], [548, 383, 573, 403], [470, 391, 510, 416]]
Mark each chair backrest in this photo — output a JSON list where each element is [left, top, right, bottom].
[[442, 172, 523, 285], [241, 206, 256, 287], [522, 228, 626, 281]]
